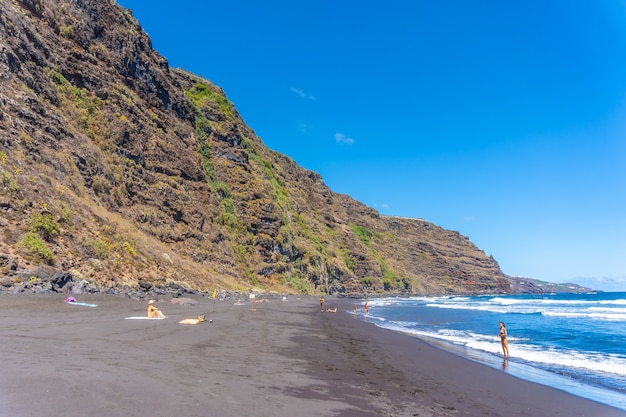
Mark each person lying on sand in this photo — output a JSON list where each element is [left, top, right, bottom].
[[326, 307, 337, 313], [147, 300, 167, 318], [179, 315, 206, 325]]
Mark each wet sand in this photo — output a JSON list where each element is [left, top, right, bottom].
[[0, 294, 623, 417]]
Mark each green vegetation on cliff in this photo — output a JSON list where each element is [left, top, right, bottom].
[[0, 0, 511, 295]]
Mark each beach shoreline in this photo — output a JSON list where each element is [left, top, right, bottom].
[[0, 293, 623, 417]]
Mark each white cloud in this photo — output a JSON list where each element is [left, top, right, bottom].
[[335, 132, 355, 145], [290, 87, 315, 100], [298, 123, 311, 133]]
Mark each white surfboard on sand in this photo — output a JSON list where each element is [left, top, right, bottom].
[[124, 317, 165, 320], [66, 302, 98, 307]]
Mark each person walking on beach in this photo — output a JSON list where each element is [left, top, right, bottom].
[[499, 321, 509, 358], [147, 300, 167, 318], [320, 296, 325, 311]]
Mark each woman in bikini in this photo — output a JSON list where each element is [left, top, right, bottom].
[[499, 321, 509, 358], [147, 300, 167, 318]]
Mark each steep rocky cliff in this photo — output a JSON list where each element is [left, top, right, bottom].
[[0, 0, 511, 295]]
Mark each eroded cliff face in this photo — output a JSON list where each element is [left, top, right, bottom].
[[0, 0, 511, 295]]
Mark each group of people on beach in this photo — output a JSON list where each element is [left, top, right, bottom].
[[351, 301, 369, 315], [152, 296, 511, 359], [322, 296, 510, 358], [320, 297, 370, 316], [319, 297, 337, 312]]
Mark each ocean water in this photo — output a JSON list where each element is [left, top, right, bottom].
[[356, 292, 626, 411]]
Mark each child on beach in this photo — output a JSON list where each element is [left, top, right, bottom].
[[147, 300, 167, 318], [320, 296, 324, 311], [499, 321, 509, 357]]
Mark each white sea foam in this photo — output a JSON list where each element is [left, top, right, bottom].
[[512, 344, 626, 377], [425, 302, 541, 314], [366, 293, 626, 410], [542, 311, 626, 320], [598, 299, 626, 305], [421, 296, 626, 317], [588, 306, 626, 313], [361, 314, 386, 322], [379, 320, 626, 377], [490, 296, 626, 306]]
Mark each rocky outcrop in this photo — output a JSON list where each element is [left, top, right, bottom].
[[0, 0, 511, 295], [508, 276, 594, 294]]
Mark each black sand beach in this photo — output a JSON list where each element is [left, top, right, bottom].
[[0, 294, 623, 417]]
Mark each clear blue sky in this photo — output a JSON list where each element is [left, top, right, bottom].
[[118, 0, 626, 291]]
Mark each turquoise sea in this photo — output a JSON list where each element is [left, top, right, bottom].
[[356, 292, 626, 411]]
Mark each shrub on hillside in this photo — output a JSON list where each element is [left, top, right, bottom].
[[17, 232, 56, 264], [29, 212, 60, 241]]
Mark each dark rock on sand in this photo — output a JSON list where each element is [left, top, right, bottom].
[[170, 297, 198, 306]]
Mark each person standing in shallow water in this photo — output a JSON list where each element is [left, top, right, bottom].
[[499, 321, 509, 358]]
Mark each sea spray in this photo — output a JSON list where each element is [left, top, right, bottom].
[[357, 292, 626, 411]]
